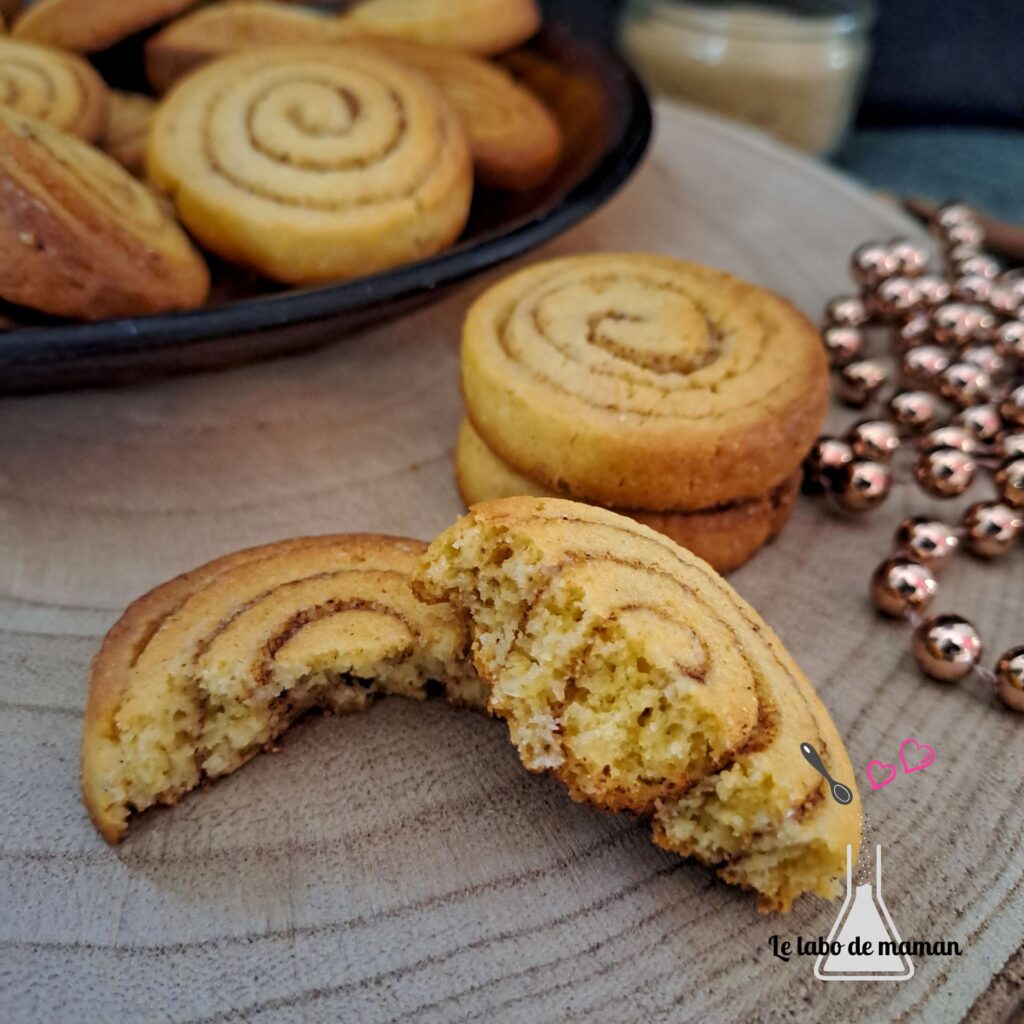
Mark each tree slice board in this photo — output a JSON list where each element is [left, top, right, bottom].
[[1, 101, 1021, 1024]]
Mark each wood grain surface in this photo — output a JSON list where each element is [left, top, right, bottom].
[[1, 101, 1022, 1024]]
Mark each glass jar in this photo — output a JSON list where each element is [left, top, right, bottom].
[[621, 0, 876, 156]]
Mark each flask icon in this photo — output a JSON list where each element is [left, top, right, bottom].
[[815, 844, 914, 982]]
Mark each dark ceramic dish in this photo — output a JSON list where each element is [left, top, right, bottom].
[[0, 27, 652, 394]]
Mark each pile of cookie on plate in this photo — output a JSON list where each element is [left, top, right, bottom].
[[0, 0, 562, 321]]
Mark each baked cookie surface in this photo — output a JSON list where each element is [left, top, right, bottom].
[[0, 37, 109, 141], [348, 38, 562, 190], [13, 0, 202, 53], [83, 534, 483, 843], [462, 253, 829, 511], [415, 497, 862, 911], [148, 44, 474, 284], [145, 1, 351, 93], [0, 108, 209, 319], [456, 417, 799, 572], [341, 0, 541, 55], [101, 90, 156, 176], [145, 7, 562, 190]]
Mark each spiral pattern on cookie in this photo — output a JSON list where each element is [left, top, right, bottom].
[[363, 38, 562, 189], [462, 253, 829, 511], [82, 535, 482, 843], [417, 498, 862, 910], [0, 37, 108, 140], [148, 44, 474, 284]]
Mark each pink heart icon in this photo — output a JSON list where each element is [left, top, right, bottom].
[[900, 737, 935, 774], [866, 760, 898, 790]]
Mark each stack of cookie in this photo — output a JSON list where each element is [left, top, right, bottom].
[[456, 253, 830, 572], [0, 0, 561, 320]]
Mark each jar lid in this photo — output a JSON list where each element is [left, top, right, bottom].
[[625, 0, 877, 40]]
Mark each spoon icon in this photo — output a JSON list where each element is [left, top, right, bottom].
[[800, 742, 853, 805]]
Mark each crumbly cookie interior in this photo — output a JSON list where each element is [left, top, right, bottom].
[[88, 543, 483, 841], [415, 519, 741, 806], [415, 502, 859, 910]]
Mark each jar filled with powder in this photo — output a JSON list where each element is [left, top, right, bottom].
[[621, 0, 876, 155]]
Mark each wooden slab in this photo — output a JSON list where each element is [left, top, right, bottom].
[[1, 101, 1021, 1024]]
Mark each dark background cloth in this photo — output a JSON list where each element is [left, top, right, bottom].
[[540, 0, 1024, 127]]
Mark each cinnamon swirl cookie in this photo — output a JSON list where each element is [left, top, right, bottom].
[[415, 497, 862, 911], [83, 534, 484, 844], [12, 0, 202, 53], [340, 0, 541, 56], [148, 6, 563, 190], [0, 38, 109, 141], [0, 108, 209, 319], [456, 418, 800, 573], [458, 253, 828, 563], [145, 2, 350, 94], [101, 91, 156, 176], [362, 38, 562, 190], [147, 45, 474, 284]]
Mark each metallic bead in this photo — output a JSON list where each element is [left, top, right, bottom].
[[871, 556, 939, 619], [901, 344, 950, 386], [825, 294, 869, 328], [888, 389, 942, 434], [930, 303, 970, 345], [914, 446, 977, 497], [919, 425, 979, 455], [850, 242, 901, 287], [938, 362, 991, 407], [953, 254, 1000, 280], [995, 320, 1024, 360], [999, 433, 1024, 460], [995, 457, 1024, 508], [963, 304, 998, 341], [821, 325, 864, 366], [947, 242, 982, 266], [959, 343, 1006, 379], [999, 385, 1024, 428], [895, 516, 960, 570], [990, 272, 1024, 315], [954, 403, 1004, 446], [962, 501, 1023, 558], [995, 647, 1024, 713], [837, 359, 888, 408], [915, 275, 952, 308], [943, 221, 985, 251], [934, 203, 977, 231], [895, 313, 932, 353], [951, 274, 993, 305], [802, 437, 854, 494], [932, 303, 996, 345], [913, 614, 983, 682], [832, 459, 892, 512], [873, 276, 923, 319], [848, 419, 900, 462], [886, 237, 930, 278]]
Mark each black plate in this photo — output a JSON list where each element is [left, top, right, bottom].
[[0, 28, 652, 394]]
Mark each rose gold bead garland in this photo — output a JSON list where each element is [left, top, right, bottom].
[[803, 202, 1024, 713]]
